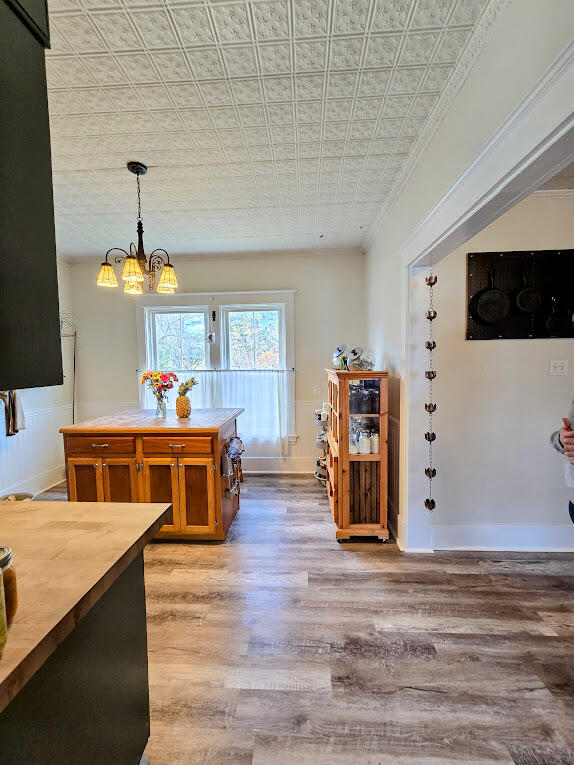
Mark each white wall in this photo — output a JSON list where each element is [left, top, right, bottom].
[[365, 0, 574, 548], [429, 194, 574, 548], [69, 249, 366, 472], [0, 258, 74, 496]]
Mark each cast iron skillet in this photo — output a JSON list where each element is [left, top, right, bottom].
[[545, 296, 571, 337], [515, 265, 542, 313], [469, 268, 510, 325]]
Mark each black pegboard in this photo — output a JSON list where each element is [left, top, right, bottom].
[[466, 249, 574, 340]]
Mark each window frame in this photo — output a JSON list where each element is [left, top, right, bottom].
[[137, 289, 295, 374], [220, 303, 286, 371], [146, 305, 211, 371]]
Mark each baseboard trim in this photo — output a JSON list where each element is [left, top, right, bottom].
[[243, 456, 315, 473], [0, 464, 66, 498], [433, 523, 574, 552]]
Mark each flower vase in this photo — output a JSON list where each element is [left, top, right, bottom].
[[155, 395, 167, 419]]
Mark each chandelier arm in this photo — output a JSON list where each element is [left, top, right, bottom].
[[104, 247, 130, 265], [149, 248, 171, 263], [148, 250, 169, 271]]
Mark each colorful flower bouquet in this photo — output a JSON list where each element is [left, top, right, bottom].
[[140, 370, 178, 418]]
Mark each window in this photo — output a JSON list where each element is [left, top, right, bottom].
[[137, 292, 295, 453], [152, 310, 208, 369], [222, 306, 284, 370]]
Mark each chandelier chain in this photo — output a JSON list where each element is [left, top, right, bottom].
[[136, 173, 142, 221]]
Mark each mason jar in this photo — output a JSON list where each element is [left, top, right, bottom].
[[0, 547, 18, 625], [0, 570, 7, 658]]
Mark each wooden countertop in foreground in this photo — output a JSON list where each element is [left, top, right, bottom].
[[0, 500, 170, 714], [60, 408, 244, 434]]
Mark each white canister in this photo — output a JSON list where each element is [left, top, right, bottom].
[[370, 434, 379, 454], [349, 441, 359, 455], [358, 431, 371, 454]]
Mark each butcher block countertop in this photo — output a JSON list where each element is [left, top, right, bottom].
[[0, 500, 170, 714], [60, 408, 244, 434]]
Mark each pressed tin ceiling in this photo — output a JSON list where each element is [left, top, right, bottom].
[[46, 0, 503, 257]]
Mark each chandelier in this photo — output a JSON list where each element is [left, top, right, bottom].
[[96, 162, 178, 295]]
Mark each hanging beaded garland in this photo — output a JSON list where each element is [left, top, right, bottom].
[[424, 259, 437, 512]]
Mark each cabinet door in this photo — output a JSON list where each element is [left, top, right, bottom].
[[0, 0, 62, 390], [102, 459, 138, 502], [178, 458, 216, 535], [68, 458, 103, 502], [142, 458, 180, 534]]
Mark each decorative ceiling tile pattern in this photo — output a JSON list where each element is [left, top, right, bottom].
[[46, 0, 504, 256]]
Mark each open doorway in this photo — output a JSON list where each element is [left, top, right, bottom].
[[402, 123, 574, 552]]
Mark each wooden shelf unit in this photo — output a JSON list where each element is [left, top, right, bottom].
[[326, 369, 389, 541]]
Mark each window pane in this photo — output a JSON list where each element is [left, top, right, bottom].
[[154, 312, 207, 369], [228, 310, 280, 369]]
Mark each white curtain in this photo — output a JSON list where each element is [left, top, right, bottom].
[[141, 370, 294, 456]]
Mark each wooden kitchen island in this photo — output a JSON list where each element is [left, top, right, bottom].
[[60, 408, 244, 541]]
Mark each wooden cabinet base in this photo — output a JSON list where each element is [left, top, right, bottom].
[[61, 409, 244, 541], [336, 527, 389, 541]]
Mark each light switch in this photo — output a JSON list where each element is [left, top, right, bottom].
[[313, 384, 321, 395], [549, 360, 568, 376]]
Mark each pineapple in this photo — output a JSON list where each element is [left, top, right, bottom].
[[176, 377, 197, 419], [176, 394, 191, 418]]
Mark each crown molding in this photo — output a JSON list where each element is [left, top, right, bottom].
[[531, 188, 574, 196], [64, 246, 364, 265], [389, 38, 574, 269], [364, 0, 510, 245]]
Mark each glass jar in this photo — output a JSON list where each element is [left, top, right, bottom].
[[356, 388, 368, 414], [349, 382, 359, 414], [358, 430, 371, 454], [0, 547, 18, 625], [349, 430, 359, 454], [0, 570, 6, 658]]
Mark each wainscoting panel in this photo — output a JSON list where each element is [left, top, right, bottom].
[[0, 404, 73, 496]]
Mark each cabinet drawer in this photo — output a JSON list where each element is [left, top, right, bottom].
[[66, 436, 135, 456], [142, 437, 212, 455]]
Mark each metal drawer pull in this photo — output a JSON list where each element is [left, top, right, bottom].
[[91, 443, 109, 448], [168, 443, 187, 448]]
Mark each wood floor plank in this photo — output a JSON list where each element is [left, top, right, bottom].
[[36, 475, 574, 765]]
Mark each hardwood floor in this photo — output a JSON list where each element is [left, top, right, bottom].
[[38, 475, 574, 764]]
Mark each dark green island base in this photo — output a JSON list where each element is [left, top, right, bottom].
[[0, 500, 169, 765], [1, 554, 149, 765]]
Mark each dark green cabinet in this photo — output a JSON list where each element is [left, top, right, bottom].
[[0, 0, 62, 390]]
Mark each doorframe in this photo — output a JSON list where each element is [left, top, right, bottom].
[[397, 42, 574, 552]]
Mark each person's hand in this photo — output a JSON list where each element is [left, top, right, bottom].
[[559, 418, 574, 464]]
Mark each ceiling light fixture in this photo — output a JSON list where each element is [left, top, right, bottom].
[[96, 162, 178, 295]]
